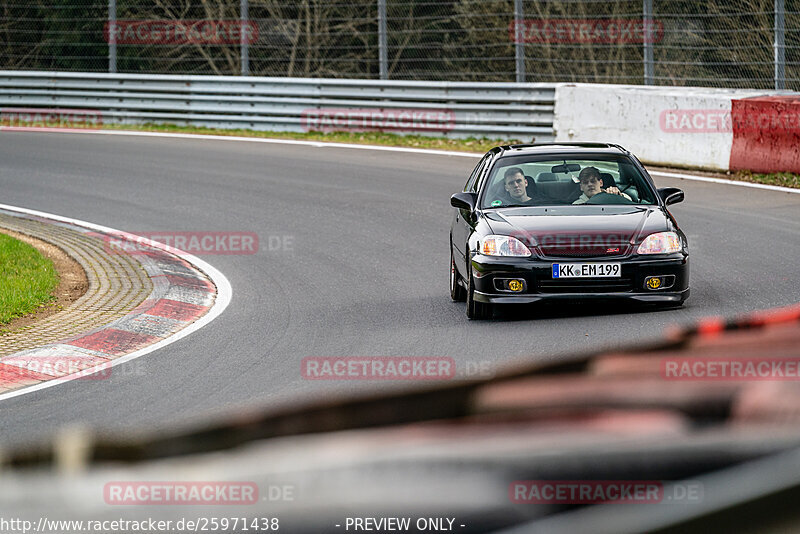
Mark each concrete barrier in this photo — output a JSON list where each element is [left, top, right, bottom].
[[553, 84, 797, 172]]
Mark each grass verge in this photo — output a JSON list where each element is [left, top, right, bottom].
[[0, 233, 59, 324], [102, 122, 518, 154], [731, 170, 800, 189]]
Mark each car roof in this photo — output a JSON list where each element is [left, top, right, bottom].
[[494, 143, 631, 156]]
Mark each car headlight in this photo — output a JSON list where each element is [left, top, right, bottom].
[[481, 235, 531, 257], [637, 232, 682, 254]]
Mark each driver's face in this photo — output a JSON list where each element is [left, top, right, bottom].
[[580, 175, 602, 197], [504, 173, 527, 199]]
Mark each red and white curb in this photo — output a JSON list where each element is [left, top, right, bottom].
[[0, 204, 232, 402]]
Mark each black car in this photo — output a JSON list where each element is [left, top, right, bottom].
[[449, 143, 689, 319]]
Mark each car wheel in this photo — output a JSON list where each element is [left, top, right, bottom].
[[466, 268, 492, 320], [450, 250, 466, 302]]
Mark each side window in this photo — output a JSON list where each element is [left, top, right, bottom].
[[620, 161, 655, 204], [464, 154, 491, 192]]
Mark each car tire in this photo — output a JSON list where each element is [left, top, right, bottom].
[[450, 250, 467, 302], [466, 268, 492, 320]]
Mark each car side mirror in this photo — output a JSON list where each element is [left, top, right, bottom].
[[451, 192, 478, 211], [658, 187, 684, 206]]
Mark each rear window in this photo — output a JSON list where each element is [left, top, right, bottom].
[[480, 154, 656, 208]]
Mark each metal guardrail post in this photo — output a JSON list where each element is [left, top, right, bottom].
[[775, 0, 786, 90], [643, 0, 654, 85], [514, 0, 525, 83], [241, 0, 250, 76], [108, 0, 116, 73], [378, 0, 388, 79]]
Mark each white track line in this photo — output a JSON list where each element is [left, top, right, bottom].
[[0, 126, 480, 158], [4, 127, 798, 194], [648, 170, 800, 195], [0, 203, 233, 403]]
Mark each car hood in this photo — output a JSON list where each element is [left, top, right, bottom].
[[482, 206, 673, 255]]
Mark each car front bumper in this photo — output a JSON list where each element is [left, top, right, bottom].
[[469, 253, 689, 305]]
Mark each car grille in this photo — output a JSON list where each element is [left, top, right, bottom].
[[538, 244, 630, 259], [537, 277, 635, 293]]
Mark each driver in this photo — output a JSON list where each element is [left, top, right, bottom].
[[572, 167, 631, 204]]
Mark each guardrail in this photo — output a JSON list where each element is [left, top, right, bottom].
[[0, 71, 556, 141]]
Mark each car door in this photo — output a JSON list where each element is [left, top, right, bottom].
[[452, 153, 491, 275]]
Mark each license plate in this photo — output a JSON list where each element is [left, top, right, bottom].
[[552, 263, 621, 278]]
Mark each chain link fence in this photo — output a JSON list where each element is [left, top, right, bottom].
[[1, 0, 799, 89]]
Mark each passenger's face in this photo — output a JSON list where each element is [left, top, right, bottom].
[[504, 173, 527, 199], [580, 175, 602, 197]]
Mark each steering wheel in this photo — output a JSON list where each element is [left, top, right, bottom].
[[586, 192, 634, 205]]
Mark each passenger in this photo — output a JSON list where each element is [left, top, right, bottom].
[[503, 167, 532, 203], [501, 167, 555, 205], [572, 167, 632, 204]]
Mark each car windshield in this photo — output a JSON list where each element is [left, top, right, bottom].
[[480, 154, 657, 209]]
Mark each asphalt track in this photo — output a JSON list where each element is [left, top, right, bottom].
[[1, 131, 799, 448]]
